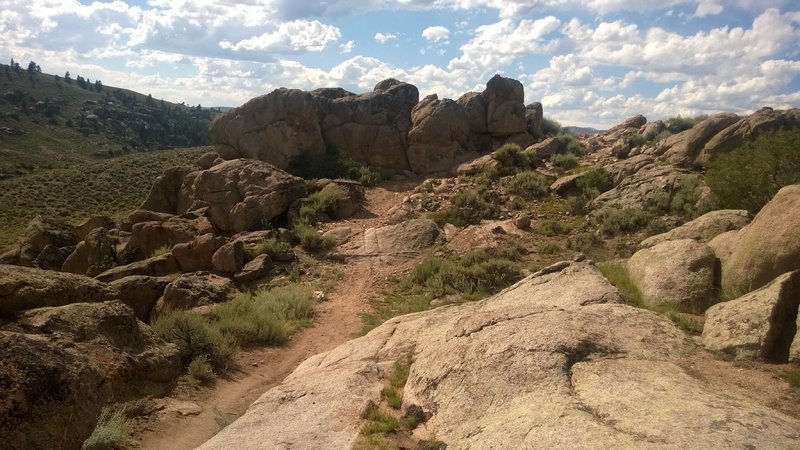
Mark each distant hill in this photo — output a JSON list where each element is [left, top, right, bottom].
[[0, 62, 218, 178], [564, 125, 604, 136]]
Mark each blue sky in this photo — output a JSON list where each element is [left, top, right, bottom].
[[1, 0, 798, 128]]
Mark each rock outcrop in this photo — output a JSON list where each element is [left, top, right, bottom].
[[407, 95, 471, 174], [659, 113, 740, 166], [0, 264, 119, 314], [721, 184, 800, 295], [639, 209, 751, 249], [628, 239, 717, 313], [2, 301, 181, 450], [210, 88, 326, 169], [200, 261, 800, 449], [484, 74, 526, 137], [703, 270, 800, 362]]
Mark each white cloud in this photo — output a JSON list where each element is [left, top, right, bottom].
[[422, 26, 450, 42], [340, 40, 355, 53], [696, 0, 723, 17], [218, 20, 341, 52], [374, 32, 398, 44]]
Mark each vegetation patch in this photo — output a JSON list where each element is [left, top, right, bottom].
[[506, 170, 550, 200], [492, 143, 530, 168], [542, 116, 562, 135], [429, 184, 499, 227], [360, 244, 524, 334], [597, 207, 652, 235], [706, 128, 800, 214], [82, 405, 130, 450], [151, 309, 237, 370], [289, 146, 381, 186], [646, 174, 707, 218], [292, 221, 333, 253], [781, 369, 800, 388], [186, 355, 216, 386], [576, 168, 613, 196], [244, 236, 293, 262], [551, 153, 579, 170]]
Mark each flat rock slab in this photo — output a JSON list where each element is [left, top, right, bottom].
[[198, 261, 800, 449]]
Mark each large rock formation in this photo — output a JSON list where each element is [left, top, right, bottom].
[[658, 113, 740, 166], [483, 74, 526, 137], [721, 184, 800, 295], [703, 270, 800, 362], [199, 261, 800, 449], [407, 95, 471, 174], [639, 209, 751, 249], [210, 88, 325, 169], [628, 239, 717, 313], [696, 107, 800, 167], [314, 79, 419, 171], [2, 301, 181, 450]]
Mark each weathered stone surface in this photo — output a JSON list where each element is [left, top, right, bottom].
[[640, 209, 751, 249], [15, 216, 78, 267], [315, 79, 418, 171], [210, 88, 325, 169], [33, 244, 73, 271], [174, 159, 306, 233], [319, 179, 365, 220], [454, 154, 498, 177], [154, 274, 232, 313], [349, 219, 443, 259], [95, 254, 180, 283], [128, 217, 200, 260], [703, 271, 800, 362], [628, 239, 717, 312], [109, 275, 170, 322], [407, 95, 470, 174], [483, 74, 526, 137], [697, 107, 800, 168], [524, 137, 561, 160], [171, 233, 228, 272], [601, 154, 654, 185], [659, 113, 740, 166], [1, 301, 181, 449], [550, 173, 582, 196], [197, 151, 223, 170], [122, 209, 175, 232], [139, 167, 193, 214], [525, 102, 544, 138], [592, 164, 693, 211], [75, 215, 116, 241], [201, 261, 800, 450], [722, 185, 800, 294], [212, 241, 245, 274], [456, 91, 487, 134], [234, 255, 274, 283], [62, 227, 116, 276], [0, 264, 119, 314]]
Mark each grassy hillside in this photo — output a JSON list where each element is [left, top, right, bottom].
[[0, 62, 216, 178], [0, 146, 208, 250]]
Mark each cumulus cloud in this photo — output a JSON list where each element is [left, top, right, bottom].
[[374, 32, 398, 44], [422, 26, 450, 42], [218, 20, 341, 52], [696, 0, 723, 17]]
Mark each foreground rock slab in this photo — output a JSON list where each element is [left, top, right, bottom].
[[199, 261, 800, 449]]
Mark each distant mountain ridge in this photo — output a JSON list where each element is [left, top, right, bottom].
[[0, 62, 217, 178], [564, 125, 604, 135]]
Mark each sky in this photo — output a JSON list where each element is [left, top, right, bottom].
[[1, 1, 799, 128]]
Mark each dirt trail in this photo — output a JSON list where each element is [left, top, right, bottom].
[[132, 184, 411, 449]]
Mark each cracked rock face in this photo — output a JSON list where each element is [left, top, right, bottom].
[[199, 261, 800, 449]]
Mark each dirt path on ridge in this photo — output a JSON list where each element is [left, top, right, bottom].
[[131, 182, 415, 449]]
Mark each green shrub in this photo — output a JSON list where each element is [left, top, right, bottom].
[[213, 284, 314, 345], [647, 175, 705, 217], [507, 170, 550, 199], [492, 143, 528, 167], [782, 369, 800, 387], [149, 245, 171, 258], [665, 115, 707, 133], [400, 404, 427, 430], [82, 406, 130, 450], [706, 128, 800, 213], [389, 354, 413, 389], [151, 310, 237, 369], [246, 237, 293, 261], [598, 208, 651, 235], [551, 153, 579, 170], [554, 132, 583, 155], [381, 386, 403, 409], [566, 232, 602, 252], [430, 187, 498, 227], [292, 222, 332, 252], [538, 242, 560, 255], [298, 190, 341, 224], [576, 169, 613, 195], [187, 355, 216, 385], [542, 116, 562, 135], [289, 146, 381, 186], [360, 405, 399, 435], [623, 132, 647, 148], [537, 219, 570, 236]]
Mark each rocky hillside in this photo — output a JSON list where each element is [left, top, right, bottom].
[[0, 75, 799, 449], [0, 63, 216, 178]]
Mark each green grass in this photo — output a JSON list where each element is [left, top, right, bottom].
[[360, 405, 400, 435], [597, 208, 652, 235], [297, 190, 342, 224], [576, 168, 613, 195], [82, 405, 130, 450], [537, 219, 571, 236], [187, 355, 216, 385], [292, 221, 332, 253], [430, 184, 499, 227], [0, 146, 206, 249], [360, 244, 524, 334], [245, 237, 293, 261], [212, 284, 315, 346], [381, 386, 403, 409], [551, 153, 579, 170], [598, 262, 703, 333], [542, 116, 562, 135], [781, 369, 800, 387], [538, 242, 561, 255]]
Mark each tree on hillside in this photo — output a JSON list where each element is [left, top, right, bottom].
[[94, 80, 103, 91], [64, 71, 71, 83], [26, 61, 41, 74]]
